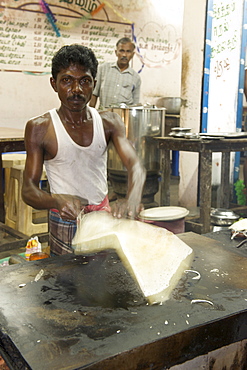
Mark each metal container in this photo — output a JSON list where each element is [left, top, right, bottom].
[[169, 127, 192, 137], [108, 107, 166, 206], [156, 97, 181, 114], [29, 252, 50, 261], [108, 107, 166, 172], [210, 208, 240, 226]]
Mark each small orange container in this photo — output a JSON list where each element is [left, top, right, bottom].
[[29, 252, 50, 261]]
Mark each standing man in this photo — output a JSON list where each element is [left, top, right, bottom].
[[89, 37, 141, 109], [22, 44, 146, 255]]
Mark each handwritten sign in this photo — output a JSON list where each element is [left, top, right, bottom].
[[202, 0, 245, 185], [136, 22, 180, 66], [0, 7, 132, 72], [0, 0, 182, 73], [205, 0, 244, 133]]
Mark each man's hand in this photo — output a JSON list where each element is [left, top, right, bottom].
[[111, 198, 144, 219], [52, 194, 88, 220]]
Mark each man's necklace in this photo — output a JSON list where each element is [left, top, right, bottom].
[[61, 112, 92, 129]]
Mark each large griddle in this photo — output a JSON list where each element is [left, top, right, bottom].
[[0, 232, 246, 370]]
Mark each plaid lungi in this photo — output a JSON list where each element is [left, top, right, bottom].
[[49, 196, 111, 255]]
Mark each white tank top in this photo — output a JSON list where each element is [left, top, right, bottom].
[[44, 107, 108, 205]]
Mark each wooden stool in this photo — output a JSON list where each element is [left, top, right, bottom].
[[5, 164, 48, 236], [2, 153, 27, 203]]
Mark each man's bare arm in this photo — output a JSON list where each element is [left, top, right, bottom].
[[22, 118, 55, 210], [22, 119, 87, 219]]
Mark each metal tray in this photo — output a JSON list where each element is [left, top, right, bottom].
[[199, 132, 247, 139]]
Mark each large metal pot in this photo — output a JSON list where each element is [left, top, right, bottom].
[[210, 208, 240, 226], [108, 107, 166, 171], [107, 106, 166, 206]]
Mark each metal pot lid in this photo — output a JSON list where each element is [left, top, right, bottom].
[[113, 104, 166, 111], [210, 208, 240, 220], [139, 206, 189, 221]]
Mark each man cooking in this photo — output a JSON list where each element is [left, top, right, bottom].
[[22, 44, 146, 255], [89, 37, 141, 109]]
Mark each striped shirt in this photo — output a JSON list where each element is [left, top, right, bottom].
[[93, 62, 141, 108]]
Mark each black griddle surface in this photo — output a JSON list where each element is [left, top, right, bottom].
[[0, 232, 246, 370]]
